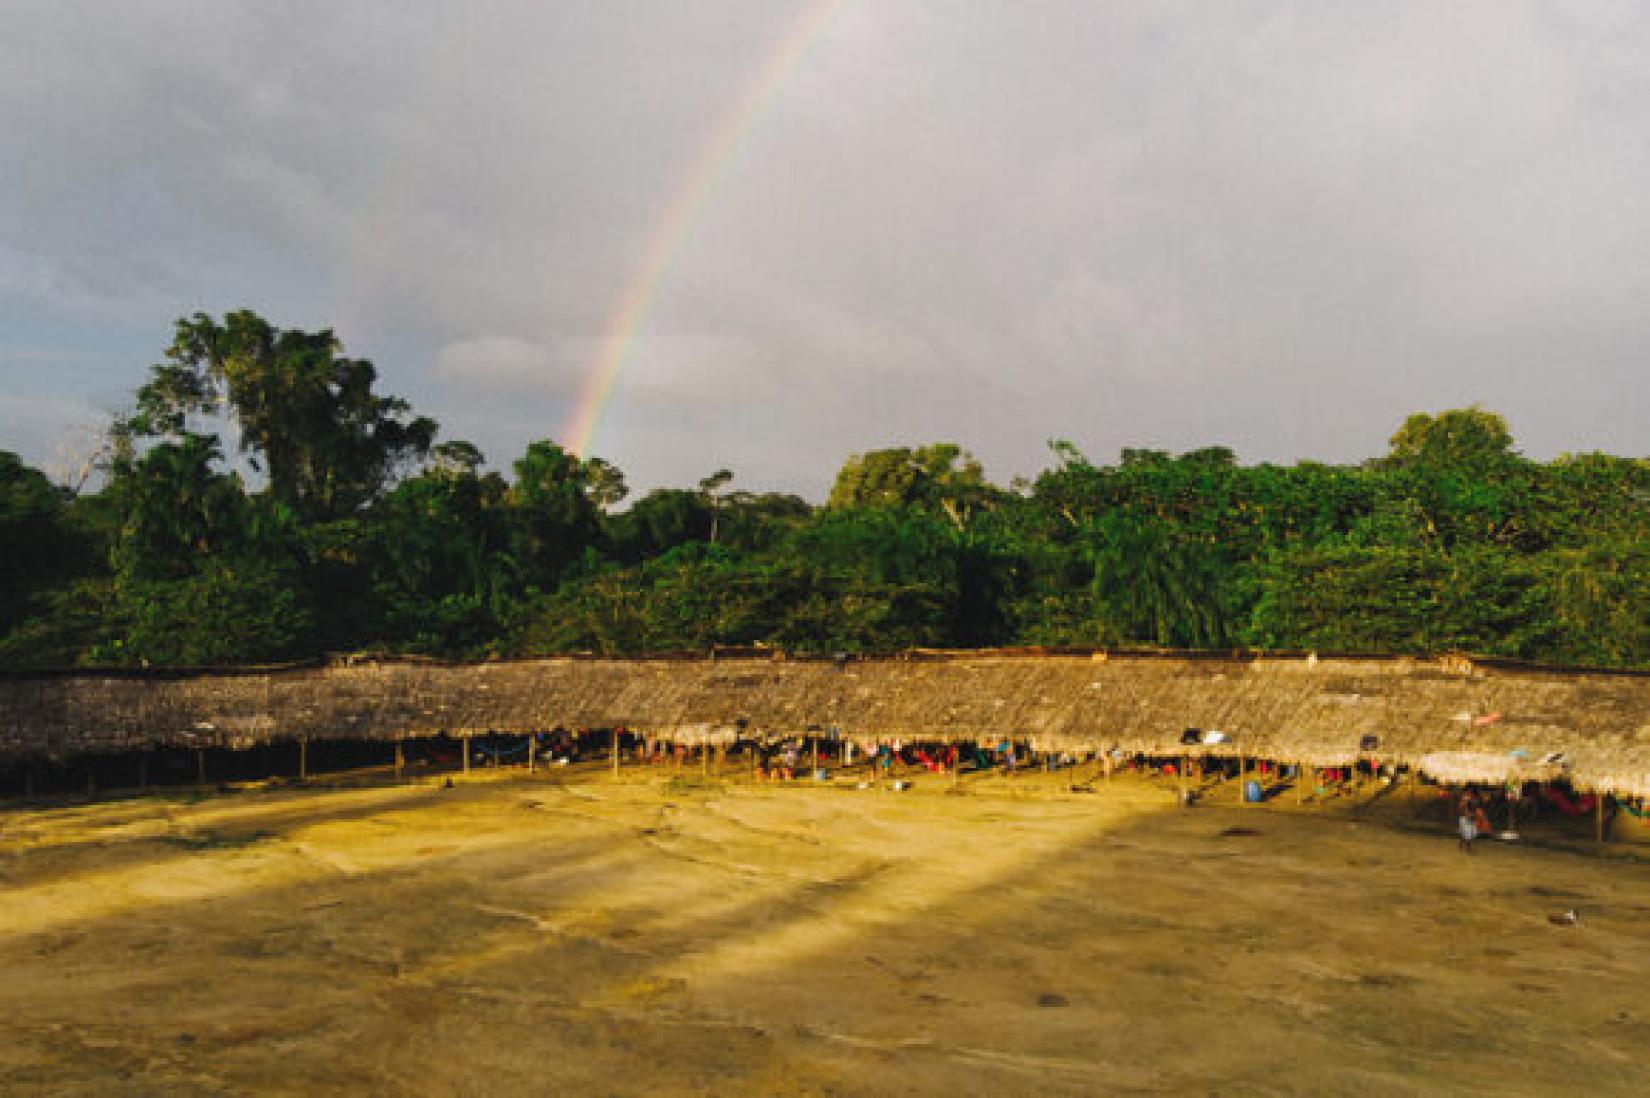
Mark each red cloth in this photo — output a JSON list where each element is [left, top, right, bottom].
[[1542, 788, 1591, 816]]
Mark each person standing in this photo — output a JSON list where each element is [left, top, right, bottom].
[[1458, 788, 1479, 854]]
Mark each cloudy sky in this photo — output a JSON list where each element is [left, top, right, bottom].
[[2, 1, 1647, 498]]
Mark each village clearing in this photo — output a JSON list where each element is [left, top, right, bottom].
[[2, 768, 1648, 1096]]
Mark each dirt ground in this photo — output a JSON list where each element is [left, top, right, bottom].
[[3, 763, 1649, 1096]]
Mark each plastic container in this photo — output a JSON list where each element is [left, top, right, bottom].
[[1244, 779, 1264, 803]]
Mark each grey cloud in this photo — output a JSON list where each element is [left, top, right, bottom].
[[1, 1, 1647, 499]]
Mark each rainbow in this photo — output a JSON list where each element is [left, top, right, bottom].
[[564, 0, 847, 457]]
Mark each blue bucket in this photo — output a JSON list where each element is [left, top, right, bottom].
[[1244, 779, 1264, 803]]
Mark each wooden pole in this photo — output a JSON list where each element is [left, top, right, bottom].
[[1178, 755, 1188, 807], [525, 734, 534, 774], [611, 727, 620, 777], [299, 739, 308, 781], [812, 736, 820, 776], [1296, 761, 1306, 805], [462, 735, 471, 776], [197, 749, 207, 787], [1597, 793, 1607, 844], [1238, 749, 1246, 806], [395, 740, 405, 780], [701, 743, 709, 776]]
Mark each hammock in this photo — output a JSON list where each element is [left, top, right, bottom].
[[473, 736, 533, 761], [1542, 788, 1597, 816]]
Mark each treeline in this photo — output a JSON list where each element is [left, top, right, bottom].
[[3, 311, 1648, 668]]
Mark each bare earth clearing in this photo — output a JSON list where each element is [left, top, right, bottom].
[[3, 768, 1648, 1096]]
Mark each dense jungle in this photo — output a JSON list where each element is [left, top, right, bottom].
[[3, 311, 1647, 669]]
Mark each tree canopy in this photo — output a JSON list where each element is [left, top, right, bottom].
[[3, 311, 1648, 670]]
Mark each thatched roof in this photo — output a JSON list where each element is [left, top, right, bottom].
[[3, 649, 1649, 796]]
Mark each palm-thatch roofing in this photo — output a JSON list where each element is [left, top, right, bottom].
[[3, 649, 1649, 796]]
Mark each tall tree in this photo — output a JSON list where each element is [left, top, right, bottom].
[[108, 434, 248, 581], [1384, 406, 1517, 475], [698, 468, 734, 544], [507, 441, 615, 587], [128, 311, 436, 517], [826, 443, 987, 515]]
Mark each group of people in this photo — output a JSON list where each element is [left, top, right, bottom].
[[500, 730, 1647, 845], [1450, 781, 1650, 851], [606, 733, 1045, 781]]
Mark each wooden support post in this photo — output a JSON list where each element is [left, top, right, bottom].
[[812, 737, 820, 776], [395, 740, 405, 780], [462, 735, 471, 775], [197, 749, 207, 787], [611, 727, 620, 777], [525, 734, 534, 774], [299, 739, 309, 782], [1296, 761, 1306, 805], [1597, 793, 1607, 844], [701, 743, 709, 776], [1238, 750, 1246, 806], [1178, 754, 1188, 807]]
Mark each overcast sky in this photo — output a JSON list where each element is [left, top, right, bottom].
[[2, 1, 1647, 499]]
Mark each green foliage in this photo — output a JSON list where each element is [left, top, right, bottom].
[[128, 310, 436, 518], [0, 451, 88, 629], [3, 320, 1648, 673], [507, 440, 614, 588], [1247, 545, 1551, 658], [98, 558, 318, 666], [826, 443, 990, 518], [1086, 514, 1229, 648], [108, 434, 249, 580], [1384, 406, 1516, 475]]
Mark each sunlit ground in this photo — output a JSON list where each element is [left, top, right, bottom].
[[2, 765, 1648, 1096]]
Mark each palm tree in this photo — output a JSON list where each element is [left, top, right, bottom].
[[1087, 514, 1227, 648]]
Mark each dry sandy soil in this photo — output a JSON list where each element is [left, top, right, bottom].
[[2, 764, 1649, 1096]]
